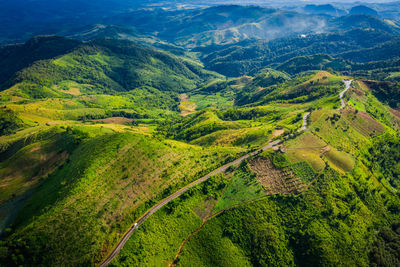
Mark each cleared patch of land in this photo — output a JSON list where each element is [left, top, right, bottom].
[[192, 197, 217, 221], [342, 108, 385, 137], [179, 94, 197, 116], [284, 132, 327, 172], [249, 157, 306, 195], [92, 117, 134, 125], [272, 129, 285, 138], [324, 148, 355, 173]]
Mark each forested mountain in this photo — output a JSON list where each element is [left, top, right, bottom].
[[102, 5, 331, 47], [0, 37, 220, 119], [303, 4, 346, 16], [349, 5, 379, 16], [0, 36, 81, 86], [199, 28, 400, 76], [1, 2, 400, 267]]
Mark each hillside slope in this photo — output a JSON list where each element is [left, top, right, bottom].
[[107, 73, 400, 266], [0, 37, 223, 128], [0, 125, 243, 265], [0, 36, 80, 87]]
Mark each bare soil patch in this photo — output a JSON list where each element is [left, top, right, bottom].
[[249, 157, 306, 195], [93, 117, 133, 125], [352, 87, 365, 97], [272, 129, 285, 138], [390, 108, 400, 123], [179, 94, 197, 116], [60, 87, 81, 96]]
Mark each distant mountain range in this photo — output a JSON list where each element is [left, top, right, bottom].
[[0, 1, 396, 45]]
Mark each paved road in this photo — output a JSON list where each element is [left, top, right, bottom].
[[297, 79, 351, 133], [99, 139, 282, 267], [339, 80, 353, 110], [299, 112, 311, 132]]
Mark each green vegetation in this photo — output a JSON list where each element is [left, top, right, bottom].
[[366, 133, 400, 190], [189, 93, 234, 110], [362, 80, 400, 108], [369, 222, 400, 267], [110, 175, 230, 267], [179, 160, 400, 266], [214, 164, 265, 212], [0, 109, 25, 136], [1, 12, 400, 266], [0, 126, 243, 266], [291, 162, 316, 183], [324, 148, 355, 173]]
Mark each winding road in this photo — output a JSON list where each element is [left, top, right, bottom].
[[99, 79, 354, 266], [99, 139, 282, 267], [339, 80, 353, 110], [299, 112, 311, 132]]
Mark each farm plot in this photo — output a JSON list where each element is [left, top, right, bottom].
[[249, 157, 306, 195]]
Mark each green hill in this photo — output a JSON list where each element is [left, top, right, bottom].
[[0, 36, 80, 87], [0, 125, 243, 266], [4, 38, 216, 96], [1, 56, 400, 266], [0, 37, 222, 127], [108, 73, 400, 267]]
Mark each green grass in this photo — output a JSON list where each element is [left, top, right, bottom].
[[163, 109, 252, 142], [324, 148, 355, 173], [178, 217, 253, 267], [291, 161, 317, 183], [110, 175, 229, 266], [214, 166, 266, 212], [285, 132, 327, 172], [191, 127, 273, 148], [190, 93, 234, 110], [180, 199, 294, 267], [348, 99, 367, 112], [0, 129, 77, 204], [0, 127, 244, 266], [109, 166, 270, 266]]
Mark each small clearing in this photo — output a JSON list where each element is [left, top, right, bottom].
[[60, 87, 81, 96], [179, 94, 197, 116], [192, 197, 217, 221], [92, 117, 133, 125], [284, 132, 327, 172], [272, 129, 285, 138], [249, 157, 306, 195]]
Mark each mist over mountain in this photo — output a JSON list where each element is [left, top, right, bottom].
[[1, 0, 400, 44]]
